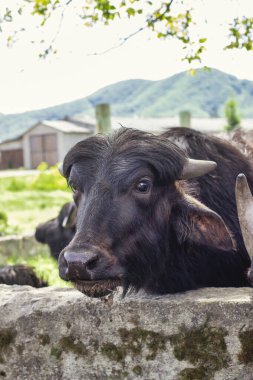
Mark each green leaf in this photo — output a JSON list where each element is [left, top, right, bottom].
[[126, 7, 136, 17]]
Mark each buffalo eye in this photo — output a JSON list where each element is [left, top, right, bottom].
[[135, 179, 152, 194]]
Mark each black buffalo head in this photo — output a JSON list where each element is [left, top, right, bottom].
[[58, 128, 234, 297]]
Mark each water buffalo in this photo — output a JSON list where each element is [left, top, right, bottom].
[[217, 129, 253, 160], [35, 202, 77, 260], [58, 127, 253, 297], [0, 264, 47, 287], [163, 127, 253, 264]]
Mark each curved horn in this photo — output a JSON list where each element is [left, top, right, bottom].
[[235, 173, 253, 261], [180, 159, 217, 180]]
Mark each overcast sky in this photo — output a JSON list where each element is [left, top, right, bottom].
[[0, 0, 252, 114]]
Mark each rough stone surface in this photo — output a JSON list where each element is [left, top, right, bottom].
[[0, 286, 253, 380], [0, 235, 49, 264]]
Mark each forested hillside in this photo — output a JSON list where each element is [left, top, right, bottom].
[[1, 69, 252, 142]]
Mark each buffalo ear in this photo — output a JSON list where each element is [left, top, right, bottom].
[[172, 196, 236, 252], [62, 203, 77, 229]]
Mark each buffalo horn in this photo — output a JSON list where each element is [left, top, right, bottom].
[[235, 173, 253, 260], [180, 159, 217, 180]]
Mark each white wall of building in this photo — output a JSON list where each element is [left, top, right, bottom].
[[60, 133, 91, 162]]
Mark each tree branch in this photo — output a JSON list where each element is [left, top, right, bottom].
[[39, 0, 73, 58], [88, 0, 175, 56]]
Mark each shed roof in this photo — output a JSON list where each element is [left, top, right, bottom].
[[0, 119, 94, 146], [28, 120, 93, 134], [0, 135, 23, 146]]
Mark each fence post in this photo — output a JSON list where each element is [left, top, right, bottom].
[[95, 103, 111, 134], [179, 111, 191, 128]]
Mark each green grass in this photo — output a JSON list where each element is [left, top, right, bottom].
[[6, 252, 73, 288], [0, 175, 36, 191], [0, 167, 72, 235], [1, 190, 72, 235], [0, 170, 74, 286]]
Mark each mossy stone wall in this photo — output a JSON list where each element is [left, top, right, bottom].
[[0, 286, 252, 379]]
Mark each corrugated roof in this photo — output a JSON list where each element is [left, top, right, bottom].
[[0, 119, 94, 145], [39, 120, 93, 134], [0, 135, 22, 145]]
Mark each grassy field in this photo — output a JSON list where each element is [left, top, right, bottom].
[[2, 189, 72, 235], [6, 252, 72, 287], [0, 166, 73, 286], [0, 166, 72, 235]]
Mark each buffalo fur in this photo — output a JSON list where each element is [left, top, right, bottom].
[[59, 127, 252, 295], [163, 127, 253, 267], [217, 129, 253, 160], [0, 265, 47, 287]]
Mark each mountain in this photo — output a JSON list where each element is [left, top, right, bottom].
[[87, 69, 253, 118], [1, 68, 253, 142]]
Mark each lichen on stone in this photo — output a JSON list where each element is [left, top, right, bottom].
[[0, 328, 16, 363], [109, 368, 129, 379], [118, 327, 167, 360], [50, 335, 88, 361], [38, 334, 50, 346], [132, 365, 142, 376], [16, 345, 24, 355], [179, 367, 208, 380], [50, 346, 62, 360], [66, 321, 71, 329], [170, 323, 230, 380], [59, 335, 88, 357], [101, 326, 167, 364], [101, 343, 126, 362], [238, 329, 253, 364]]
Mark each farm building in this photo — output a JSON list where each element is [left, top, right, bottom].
[[0, 119, 94, 169]]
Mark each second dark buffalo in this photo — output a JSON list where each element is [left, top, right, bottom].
[[58, 127, 253, 297], [35, 202, 76, 260]]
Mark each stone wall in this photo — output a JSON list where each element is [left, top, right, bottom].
[[0, 235, 49, 265], [0, 285, 253, 380]]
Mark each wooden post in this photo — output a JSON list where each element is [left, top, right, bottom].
[[179, 111, 191, 128], [95, 103, 111, 134]]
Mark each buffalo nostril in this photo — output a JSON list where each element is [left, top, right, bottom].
[[60, 250, 99, 281], [86, 259, 97, 271]]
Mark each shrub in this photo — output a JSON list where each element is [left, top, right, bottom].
[[7, 177, 29, 191], [224, 99, 241, 132], [0, 211, 8, 233], [0, 211, 20, 235], [31, 163, 68, 191]]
